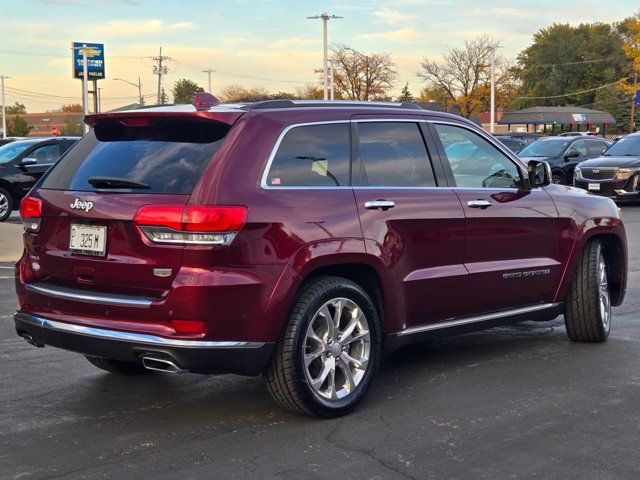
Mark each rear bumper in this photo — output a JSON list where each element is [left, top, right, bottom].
[[14, 312, 274, 376]]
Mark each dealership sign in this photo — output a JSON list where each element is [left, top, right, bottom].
[[72, 42, 105, 80]]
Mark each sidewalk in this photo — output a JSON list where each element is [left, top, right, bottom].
[[0, 214, 23, 263]]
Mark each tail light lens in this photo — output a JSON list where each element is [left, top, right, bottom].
[[133, 205, 247, 246], [19, 197, 42, 233]]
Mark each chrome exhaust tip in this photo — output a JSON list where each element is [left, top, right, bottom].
[[141, 356, 184, 374]]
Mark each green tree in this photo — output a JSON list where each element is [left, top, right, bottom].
[[7, 116, 30, 136], [60, 116, 83, 136], [396, 83, 414, 102], [172, 79, 204, 104], [515, 23, 629, 108], [6, 102, 26, 114], [160, 87, 169, 105]]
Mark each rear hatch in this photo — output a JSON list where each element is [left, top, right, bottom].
[[23, 112, 240, 300]]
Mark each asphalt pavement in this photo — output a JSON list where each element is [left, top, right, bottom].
[[1, 207, 639, 479]]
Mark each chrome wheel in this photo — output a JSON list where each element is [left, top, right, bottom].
[[598, 254, 611, 331], [303, 298, 371, 402], [0, 192, 8, 218]]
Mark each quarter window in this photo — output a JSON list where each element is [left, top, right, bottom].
[[357, 122, 436, 187], [434, 124, 522, 189], [266, 123, 350, 187]]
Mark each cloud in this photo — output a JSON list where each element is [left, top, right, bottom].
[[269, 37, 319, 48], [358, 27, 428, 43], [92, 20, 193, 38], [372, 7, 416, 25]]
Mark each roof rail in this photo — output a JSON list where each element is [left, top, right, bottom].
[[243, 100, 423, 111]]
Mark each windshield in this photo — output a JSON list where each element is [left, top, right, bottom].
[[519, 139, 571, 158], [603, 136, 640, 157], [0, 140, 38, 164]]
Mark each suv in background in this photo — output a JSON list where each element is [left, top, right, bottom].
[[574, 131, 640, 200], [0, 137, 79, 221], [518, 136, 611, 185], [14, 98, 627, 417]]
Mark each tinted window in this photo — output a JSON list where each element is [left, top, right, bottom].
[[29, 144, 61, 164], [267, 123, 350, 187], [434, 124, 521, 189], [519, 139, 571, 157], [357, 122, 435, 187], [588, 141, 608, 157], [0, 140, 39, 164], [41, 119, 228, 194]]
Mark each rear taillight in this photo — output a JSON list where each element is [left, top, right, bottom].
[[19, 197, 42, 233], [133, 205, 247, 246]]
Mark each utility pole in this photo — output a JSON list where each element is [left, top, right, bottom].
[[489, 45, 502, 133], [631, 71, 638, 134], [115, 77, 143, 106], [1, 75, 8, 139], [202, 69, 214, 94], [308, 12, 342, 100], [152, 47, 170, 105]]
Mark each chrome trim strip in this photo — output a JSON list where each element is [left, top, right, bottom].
[[25, 283, 154, 308], [14, 312, 265, 349], [397, 303, 561, 337]]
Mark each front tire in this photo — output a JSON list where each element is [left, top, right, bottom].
[[264, 276, 383, 418], [552, 171, 567, 185], [564, 240, 611, 342], [85, 355, 149, 375], [0, 188, 13, 222]]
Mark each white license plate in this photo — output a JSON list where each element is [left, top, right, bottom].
[[588, 183, 601, 191], [69, 224, 107, 256]]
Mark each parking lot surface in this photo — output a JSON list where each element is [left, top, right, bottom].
[[1, 207, 639, 479]]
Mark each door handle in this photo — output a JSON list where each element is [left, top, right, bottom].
[[365, 200, 395, 211], [467, 200, 493, 209]]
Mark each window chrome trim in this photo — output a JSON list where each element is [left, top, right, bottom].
[[25, 282, 155, 308], [15, 312, 265, 349], [397, 303, 561, 336]]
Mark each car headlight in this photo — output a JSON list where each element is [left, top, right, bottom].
[[617, 167, 639, 178]]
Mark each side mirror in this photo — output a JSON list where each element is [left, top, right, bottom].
[[564, 150, 580, 160], [20, 157, 37, 166], [528, 160, 551, 187]]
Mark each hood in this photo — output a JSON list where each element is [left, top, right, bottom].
[[579, 156, 640, 168]]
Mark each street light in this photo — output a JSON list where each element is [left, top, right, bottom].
[[114, 77, 143, 106], [308, 12, 342, 100], [489, 44, 502, 133]]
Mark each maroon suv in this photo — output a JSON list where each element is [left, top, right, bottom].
[[14, 99, 627, 417]]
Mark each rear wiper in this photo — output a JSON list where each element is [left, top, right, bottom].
[[88, 176, 150, 189]]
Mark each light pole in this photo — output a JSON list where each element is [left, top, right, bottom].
[[202, 69, 214, 94], [1, 75, 8, 139], [489, 44, 501, 134], [308, 12, 342, 100], [114, 77, 143, 106]]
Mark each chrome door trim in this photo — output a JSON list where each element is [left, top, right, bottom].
[[397, 303, 561, 337], [25, 282, 155, 308], [15, 312, 265, 349], [364, 200, 395, 210]]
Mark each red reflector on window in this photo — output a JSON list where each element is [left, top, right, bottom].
[[171, 320, 206, 335], [19, 197, 42, 220]]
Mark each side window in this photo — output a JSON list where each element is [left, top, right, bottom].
[[588, 141, 607, 156], [357, 122, 436, 187], [433, 124, 522, 189], [570, 140, 587, 157], [28, 144, 61, 165], [266, 123, 350, 187]]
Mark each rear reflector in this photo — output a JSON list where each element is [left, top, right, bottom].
[[19, 197, 42, 233], [134, 205, 247, 246], [171, 319, 206, 335]]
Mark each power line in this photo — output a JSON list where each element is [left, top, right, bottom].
[[517, 77, 632, 100], [532, 56, 623, 68]]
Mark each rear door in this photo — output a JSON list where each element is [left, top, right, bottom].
[[352, 117, 469, 329], [429, 121, 560, 314], [14, 141, 62, 199], [30, 116, 232, 299]]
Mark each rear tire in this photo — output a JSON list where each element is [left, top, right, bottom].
[[264, 276, 383, 418], [85, 355, 149, 375], [564, 240, 611, 343], [552, 171, 566, 185], [0, 188, 13, 222]]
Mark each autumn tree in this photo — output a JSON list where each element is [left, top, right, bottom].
[[172, 79, 204, 104], [327, 44, 397, 100], [61, 104, 82, 113], [418, 35, 515, 118], [295, 84, 325, 100], [619, 12, 640, 131]]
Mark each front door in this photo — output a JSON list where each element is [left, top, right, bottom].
[[430, 122, 561, 315]]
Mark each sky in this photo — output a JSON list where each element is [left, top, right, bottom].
[[0, 0, 638, 112]]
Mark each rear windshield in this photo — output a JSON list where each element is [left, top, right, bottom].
[[41, 119, 229, 194]]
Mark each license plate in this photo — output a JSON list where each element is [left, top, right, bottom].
[[588, 183, 601, 191], [69, 224, 107, 256]]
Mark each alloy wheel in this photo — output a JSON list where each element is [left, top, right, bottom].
[[0, 192, 8, 218], [597, 253, 611, 331]]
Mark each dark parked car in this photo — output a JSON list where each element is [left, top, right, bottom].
[[494, 132, 542, 147], [14, 98, 627, 417], [518, 136, 611, 185], [0, 137, 79, 221], [574, 131, 640, 200], [496, 136, 527, 154]]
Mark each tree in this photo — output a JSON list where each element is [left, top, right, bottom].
[[417, 35, 515, 118], [6, 102, 26, 114], [619, 12, 640, 131], [326, 44, 397, 100], [60, 116, 83, 136], [172, 79, 205, 104], [514, 23, 629, 108], [7, 116, 30, 136], [220, 85, 271, 102], [295, 84, 325, 100], [160, 87, 169, 105], [396, 83, 414, 102], [61, 103, 83, 113]]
